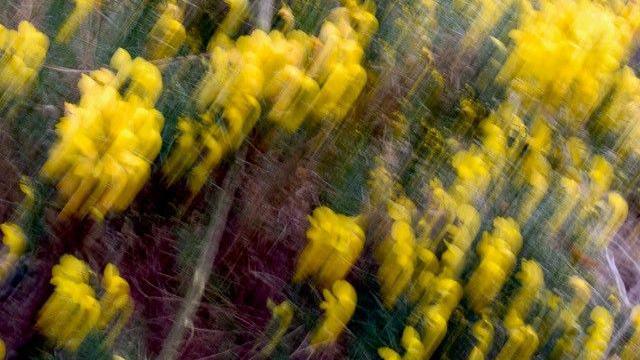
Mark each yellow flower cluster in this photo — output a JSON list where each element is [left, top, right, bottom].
[[457, 267, 617, 360], [36, 255, 133, 351], [515, 149, 550, 224], [490, 260, 544, 360], [56, 0, 99, 43], [290, 207, 363, 346], [347, 0, 640, 353], [467, 314, 494, 360], [449, 149, 490, 205], [293, 206, 364, 289], [420, 192, 480, 281], [207, 0, 250, 50], [621, 306, 640, 360], [367, 162, 400, 209], [0, 223, 26, 283], [369, 138, 509, 356], [369, 82, 637, 355], [465, 217, 522, 313], [375, 196, 417, 308], [378, 274, 462, 360], [0, 21, 48, 104], [579, 307, 614, 360], [563, 276, 592, 328], [495, 322, 539, 360], [409, 277, 463, 358], [548, 276, 591, 357], [414, 180, 454, 245], [594, 67, 640, 157], [371, 185, 472, 358], [41, 48, 164, 220], [378, 326, 424, 360], [583, 191, 628, 250], [498, 0, 640, 126], [563, 155, 629, 255], [481, 109, 552, 225], [310, 279, 357, 346], [146, 0, 186, 60], [479, 100, 629, 255], [503, 260, 544, 330], [163, 2, 376, 194]]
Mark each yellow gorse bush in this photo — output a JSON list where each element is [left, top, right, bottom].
[[503, 260, 544, 330], [36, 255, 133, 351], [0, 21, 48, 104], [498, 0, 640, 126], [465, 217, 522, 313], [163, 2, 376, 194], [41, 48, 163, 220], [492, 260, 545, 360], [579, 306, 614, 359], [146, 0, 186, 60], [207, 0, 250, 50], [594, 66, 640, 157], [467, 314, 494, 360], [378, 326, 425, 360], [294, 206, 364, 288], [495, 323, 539, 360], [412, 277, 463, 358], [310, 279, 357, 346], [377, 219, 416, 308]]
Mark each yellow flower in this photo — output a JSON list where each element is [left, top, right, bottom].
[[495, 325, 539, 360], [164, 4, 376, 194], [468, 314, 494, 360], [207, 0, 249, 51], [0, 21, 48, 102], [621, 306, 640, 360], [412, 277, 462, 358], [37, 256, 133, 351], [515, 151, 549, 224], [41, 49, 164, 220], [311, 280, 357, 346], [294, 207, 364, 288], [146, 1, 186, 60], [548, 176, 581, 234], [588, 156, 613, 200], [377, 220, 416, 308], [560, 276, 591, 327], [311, 62, 367, 122], [38, 255, 98, 350], [0, 223, 26, 283], [499, 0, 640, 125], [378, 326, 425, 360], [466, 217, 521, 313], [98, 264, 133, 345], [265, 65, 319, 132], [504, 260, 544, 329], [450, 150, 490, 204], [0, 223, 26, 256], [580, 307, 614, 360]]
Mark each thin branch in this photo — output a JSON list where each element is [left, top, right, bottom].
[[158, 148, 247, 360]]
